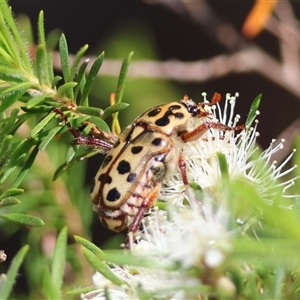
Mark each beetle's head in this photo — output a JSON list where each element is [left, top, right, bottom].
[[180, 95, 199, 117], [180, 93, 222, 118]]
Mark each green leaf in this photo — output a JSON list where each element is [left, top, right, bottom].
[[0, 188, 24, 201], [74, 58, 89, 101], [59, 34, 70, 83], [112, 52, 133, 133], [39, 126, 62, 151], [26, 92, 52, 109], [0, 135, 13, 159], [37, 10, 51, 87], [88, 116, 110, 132], [0, 108, 19, 135], [75, 235, 105, 256], [51, 75, 62, 88], [69, 115, 91, 127], [38, 10, 46, 45], [66, 145, 77, 164], [155, 200, 167, 210], [12, 145, 40, 188], [0, 66, 26, 83], [75, 236, 174, 271], [0, 153, 26, 184], [0, 213, 45, 226], [189, 181, 202, 191], [53, 150, 98, 180], [76, 236, 126, 286], [8, 113, 32, 135], [35, 43, 47, 85], [217, 152, 229, 176], [0, 45, 15, 66], [0, 5, 21, 67], [42, 266, 59, 300], [0, 197, 21, 208], [81, 52, 105, 106], [10, 138, 38, 166], [0, 2, 31, 70], [69, 44, 89, 82], [76, 106, 104, 117], [31, 111, 55, 137], [57, 82, 77, 96], [82, 247, 126, 287], [115, 52, 133, 104], [246, 94, 261, 127], [21, 105, 54, 114], [0, 245, 29, 299], [0, 82, 32, 114], [0, 81, 31, 95], [102, 102, 129, 119], [51, 227, 67, 293], [47, 52, 54, 84]]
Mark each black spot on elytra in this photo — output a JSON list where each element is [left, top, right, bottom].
[[131, 145, 143, 154], [98, 173, 112, 184], [101, 155, 113, 168], [117, 160, 131, 174], [152, 138, 162, 146], [155, 116, 170, 126], [127, 173, 137, 183], [90, 179, 96, 193], [174, 112, 184, 119], [106, 187, 121, 202], [148, 107, 161, 117]]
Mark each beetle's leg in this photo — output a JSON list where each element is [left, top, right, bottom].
[[180, 121, 245, 143], [203, 92, 221, 106], [196, 92, 222, 118], [178, 151, 188, 185], [179, 151, 205, 210], [51, 107, 114, 151], [124, 206, 147, 249], [125, 186, 160, 249]]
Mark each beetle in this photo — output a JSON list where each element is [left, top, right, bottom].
[[53, 93, 244, 246]]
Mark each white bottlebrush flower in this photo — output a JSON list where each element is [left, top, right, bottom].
[[82, 93, 298, 300], [162, 92, 297, 205]]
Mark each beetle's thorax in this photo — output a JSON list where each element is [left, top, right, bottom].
[[134, 101, 198, 136]]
